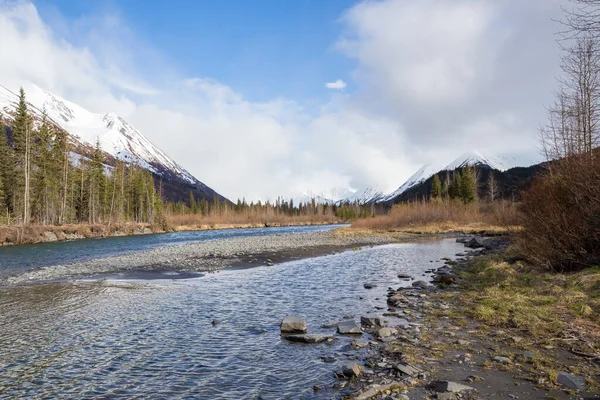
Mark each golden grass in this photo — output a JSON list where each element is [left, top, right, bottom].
[[165, 212, 339, 229], [351, 200, 519, 234], [455, 257, 600, 342]]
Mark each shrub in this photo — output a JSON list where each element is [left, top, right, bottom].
[[517, 156, 600, 271]]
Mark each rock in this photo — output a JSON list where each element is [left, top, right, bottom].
[[491, 356, 512, 364], [361, 316, 385, 328], [211, 319, 220, 325], [322, 320, 339, 328], [557, 371, 586, 391], [522, 351, 535, 359], [456, 339, 470, 346], [429, 380, 475, 393], [435, 394, 457, 400], [313, 385, 320, 392], [351, 339, 369, 349], [321, 356, 336, 363], [280, 315, 307, 333], [364, 283, 377, 289], [397, 273, 412, 279], [342, 363, 362, 378], [510, 336, 523, 343], [351, 382, 406, 400], [284, 334, 332, 343], [377, 327, 397, 338], [337, 320, 362, 335], [394, 362, 420, 376], [412, 280, 428, 289], [465, 237, 485, 249]]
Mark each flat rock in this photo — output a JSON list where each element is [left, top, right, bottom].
[[351, 339, 369, 349], [321, 356, 336, 363], [337, 320, 362, 335], [322, 320, 339, 328], [284, 334, 332, 343], [363, 283, 377, 289], [342, 363, 362, 378], [435, 394, 457, 400], [429, 380, 475, 393], [394, 362, 420, 376], [465, 237, 485, 248], [397, 273, 413, 279], [557, 371, 586, 391], [360, 316, 384, 327], [352, 382, 405, 400], [280, 315, 307, 333]]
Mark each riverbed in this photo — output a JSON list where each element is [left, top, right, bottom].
[[0, 236, 463, 399]]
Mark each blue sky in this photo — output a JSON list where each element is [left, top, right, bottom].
[[0, 0, 565, 200], [35, 0, 356, 103]]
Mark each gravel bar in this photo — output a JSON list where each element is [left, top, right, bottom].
[[4, 229, 394, 285]]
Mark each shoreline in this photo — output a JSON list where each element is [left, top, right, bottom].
[[331, 236, 600, 399], [0, 220, 344, 246]]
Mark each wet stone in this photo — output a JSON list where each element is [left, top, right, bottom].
[[337, 320, 362, 335], [280, 315, 307, 333], [557, 371, 586, 391]]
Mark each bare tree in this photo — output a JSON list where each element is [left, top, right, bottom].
[[487, 171, 498, 202], [561, 0, 600, 39]]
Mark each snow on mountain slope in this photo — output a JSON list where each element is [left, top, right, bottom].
[[0, 83, 204, 188], [336, 187, 384, 204], [379, 150, 521, 203]]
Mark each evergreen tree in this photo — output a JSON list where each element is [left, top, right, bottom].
[[459, 166, 477, 204], [431, 174, 442, 200], [448, 170, 462, 199], [11, 87, 33, 224], [0, 113, 13, 219]]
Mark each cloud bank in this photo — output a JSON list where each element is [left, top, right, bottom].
[[0, 0, 565, 201]]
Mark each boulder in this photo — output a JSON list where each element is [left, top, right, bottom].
[[360, 316, 384, 328], [280, 315, 307, 333], [364, 283, 377, 289], [412, 280, 428, 289], [284, 334, 332, 343], [465, 237, 485, 249], [557, 371, 586, 391], [394, 362, 420, 376], [322, 320, 339, 328], [397, 273, 413, 279], [342, 363, 362, 378], [337, 320, 362, 335], [429, 380, 475, 393]]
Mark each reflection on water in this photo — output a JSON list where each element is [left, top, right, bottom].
[[0, 239, 462, 399]]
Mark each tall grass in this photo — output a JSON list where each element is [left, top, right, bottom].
[[351, 200, 518, 233], [165, 211, 338, 229]]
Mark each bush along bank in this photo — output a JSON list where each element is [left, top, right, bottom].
[[323, 236, 599, 399]]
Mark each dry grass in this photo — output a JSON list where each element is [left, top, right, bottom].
[[351, 200, 519, 234], [0, 222, 160, 245], [456, 257, 600, 344], [165, 212, 339, 230]]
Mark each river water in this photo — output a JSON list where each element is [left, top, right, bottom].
[[0, 226, 463, 399]]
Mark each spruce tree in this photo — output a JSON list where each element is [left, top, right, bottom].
[[11, 87, 33, 224], [431, 174, 442, 200], [459, 166, 477, 204], [448, 170, 462, 199], [0, 113, 13, 218]]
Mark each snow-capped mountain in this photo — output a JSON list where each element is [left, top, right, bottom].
[[0, 82, 225, 202], [337, 151, 523, 205]]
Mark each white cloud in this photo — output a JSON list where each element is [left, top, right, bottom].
[[325, 79, 347, 90], [0, 0, 566, 201]]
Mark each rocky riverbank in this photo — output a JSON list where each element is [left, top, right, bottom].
[[287, 235, 600, 399], [3, 228, 397, 285]]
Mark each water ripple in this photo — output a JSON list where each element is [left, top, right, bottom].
[[0, 239, 462, 399]]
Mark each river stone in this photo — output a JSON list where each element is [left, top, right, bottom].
[[557, 371, 586, 391], [280, 315, 307, 333], [377, 327, 397, 338], [429, 380, 475, 393], [491, 356, 512, 364], [342, 363, 362, 378], [394, 362, 419, 376], [322, 320, 339, 328], [397, 274, 412, 279], [412, 280, 428, 289], [361, 316, 384, 328], [465, 237, 485, 248], [284, 334, 332, 344], [337, 320, 362, 335], [364, 283, 377, 289]]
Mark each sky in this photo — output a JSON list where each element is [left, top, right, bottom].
[[0, 0, 567, 201]]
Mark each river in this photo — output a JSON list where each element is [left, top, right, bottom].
[[0, 225, 463, 399]]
